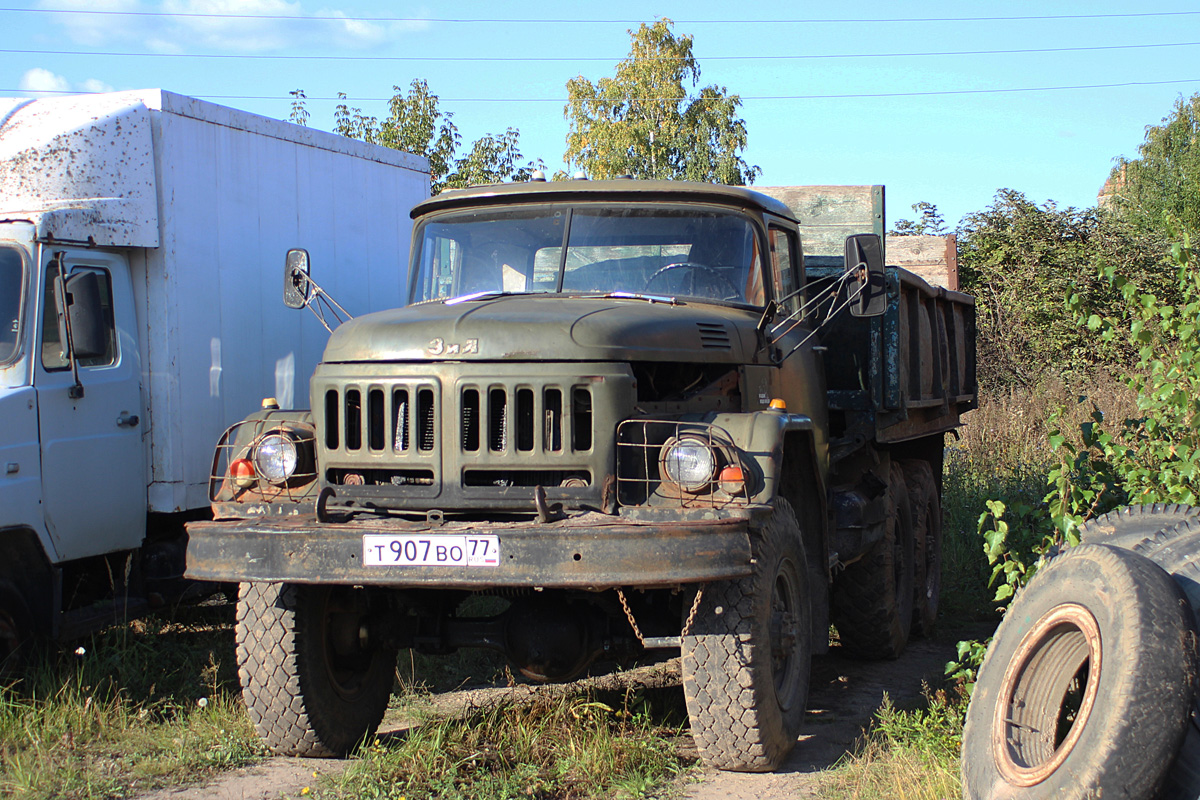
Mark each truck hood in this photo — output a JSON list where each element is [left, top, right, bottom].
[[322, 295, 760, 364]]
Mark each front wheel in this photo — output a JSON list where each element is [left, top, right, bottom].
[[680, 499, 812, 772], [236, 582, 397, 757]]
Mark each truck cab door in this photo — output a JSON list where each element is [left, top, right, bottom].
[[35, 249, 146, 562]]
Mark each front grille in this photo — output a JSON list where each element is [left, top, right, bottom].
[[314, 362, 632, 512], [457, 383, 592, 455], [464, 469, 591, 487], [324, 382, 439, 457]]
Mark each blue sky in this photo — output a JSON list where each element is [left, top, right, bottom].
[[3, 1, 1199, 229]]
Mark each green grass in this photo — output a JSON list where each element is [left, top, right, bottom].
[[316, 688, 691, 800], [0, 597, 687, 800], [939, 448, 1051, 628], [820, 687, 965, 800], [0, 600, 264, 799]]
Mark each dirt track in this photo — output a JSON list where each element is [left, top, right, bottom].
[[136, 636, 960, 800]]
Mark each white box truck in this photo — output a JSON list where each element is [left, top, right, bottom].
[[0, 89, 429, 666]]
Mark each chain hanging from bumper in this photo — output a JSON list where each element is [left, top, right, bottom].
[[616, 585, 706, 647]]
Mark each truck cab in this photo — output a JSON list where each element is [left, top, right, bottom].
[[0, 213, 148, 659]]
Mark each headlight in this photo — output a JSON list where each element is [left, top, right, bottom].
[[660, 436, 717, 492], [253, 432, 299, 485]]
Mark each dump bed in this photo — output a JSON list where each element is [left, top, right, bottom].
[[758, 185, 977, 443]]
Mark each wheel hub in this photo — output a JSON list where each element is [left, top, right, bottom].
[[993, 602, 1102, 787]]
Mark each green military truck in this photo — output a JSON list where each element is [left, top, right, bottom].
[[185, 179, 976, 771]]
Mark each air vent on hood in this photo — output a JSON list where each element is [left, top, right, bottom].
[[697, 322, 732, 350]]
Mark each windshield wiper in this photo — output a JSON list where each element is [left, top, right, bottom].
[[444, 290, 514, 305], [599, 291, 678, 305]]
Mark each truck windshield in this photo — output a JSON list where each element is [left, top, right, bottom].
[[0, 247, 22, 364], [409, 205, 765, 306]]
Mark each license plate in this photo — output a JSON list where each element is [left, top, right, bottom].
[[362, 534, 500, 567]]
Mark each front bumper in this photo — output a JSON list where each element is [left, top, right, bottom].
[[185, 509, 758, 591]]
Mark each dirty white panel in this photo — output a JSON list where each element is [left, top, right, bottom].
[[142, 93, 429, 510], [0, 91, 160, 246]]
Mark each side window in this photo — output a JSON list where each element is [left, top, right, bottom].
[[770, 228, 799, 314], [41, 263, 117, 370], [0, 247, 22, 364]]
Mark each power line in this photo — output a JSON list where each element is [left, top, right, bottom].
[[4, 78, 1197, 104], [3, 6, 1200, 24], [4, 40, 1199, 63]]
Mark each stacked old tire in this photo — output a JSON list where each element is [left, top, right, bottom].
[[962, 504, 1200, 800]]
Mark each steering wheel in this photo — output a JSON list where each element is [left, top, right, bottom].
[[644, 262, 740, 300]]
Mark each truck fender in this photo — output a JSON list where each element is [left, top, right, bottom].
[[707, 410, 831, 652]]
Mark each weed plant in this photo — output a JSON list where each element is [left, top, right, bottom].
[[937, 375, 1138, 625]]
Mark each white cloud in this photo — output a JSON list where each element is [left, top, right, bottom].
[[39, 0, 416, 53], [18, 68, 71, 96], [35, 0, 143, 48], [18, 69, 117, 97], [79, 78, 117, 93]]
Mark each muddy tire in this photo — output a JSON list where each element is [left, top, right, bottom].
[[0, 582, 33, 680], [900, 459, 941, 637], [236, 582, 396, 757], [680, 499, 812, 772], [1136, 522, 1200, 800], [1078, 503, 1198, 550], [831, 462, 915, 659], [962, 544, 1198, 800]]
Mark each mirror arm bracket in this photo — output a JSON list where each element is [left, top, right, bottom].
[[51, 252, 85, 399]]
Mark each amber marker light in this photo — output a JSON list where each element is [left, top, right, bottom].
[[719, 465, 746, 496], [769, 398, 787, 410], [230, 458, 256, 488]]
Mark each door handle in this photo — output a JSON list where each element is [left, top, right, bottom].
[[116, 412, 140, 428]]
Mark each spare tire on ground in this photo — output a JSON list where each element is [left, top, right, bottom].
[[962, 543, 1199, 800], [1078, 503, 1198, 550]]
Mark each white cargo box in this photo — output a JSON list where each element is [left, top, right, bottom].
[[0, 89, 430, 514]]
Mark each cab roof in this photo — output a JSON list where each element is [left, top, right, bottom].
[[411, 179, 797, 222]]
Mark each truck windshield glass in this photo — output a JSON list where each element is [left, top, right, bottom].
[[0, 247, 23, 364], [410, 205, 764, 305]]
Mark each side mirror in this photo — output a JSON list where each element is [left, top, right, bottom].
[[845, 233, 887, 317], [54, 270, 107, 359], [284, 249, 312, 309]]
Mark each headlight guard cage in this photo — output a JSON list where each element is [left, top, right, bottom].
[[209, 418, 318, 504], [616, 419, 754, 508]]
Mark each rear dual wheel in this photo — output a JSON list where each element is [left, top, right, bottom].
[[901, 459, 942, 636], [832, 462, 915, 659]]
